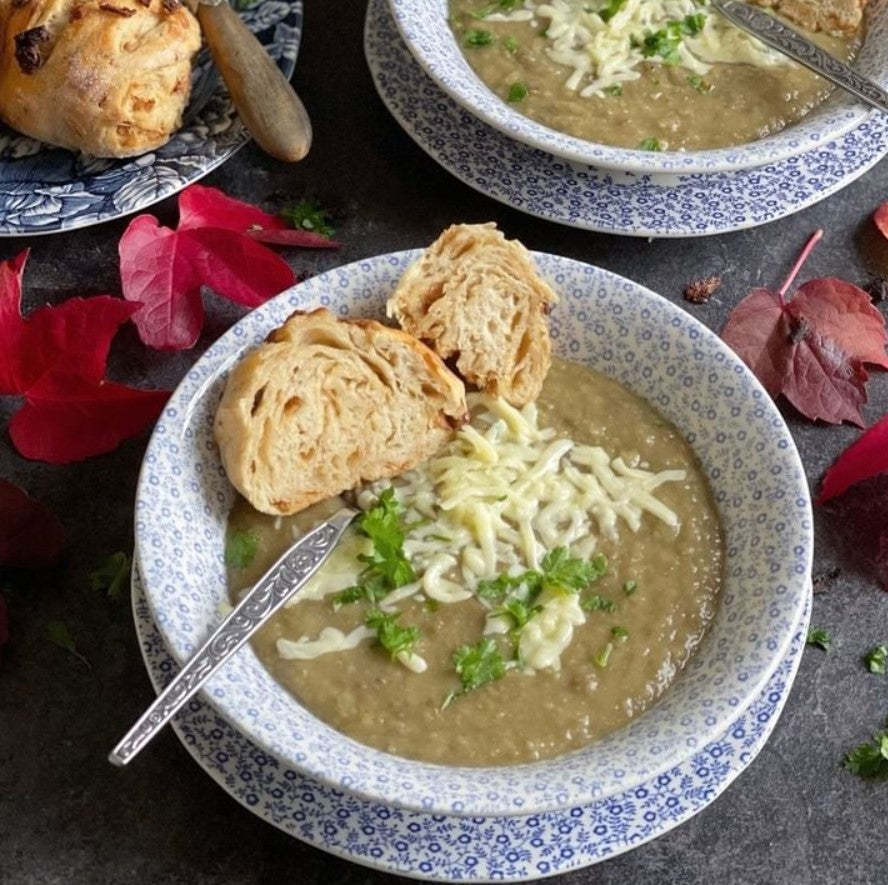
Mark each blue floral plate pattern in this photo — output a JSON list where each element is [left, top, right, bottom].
[[134, 250, 813, 817], [132, 560, 811, 881], [0, 1, 302, 238], [365, 0, 888, 238]]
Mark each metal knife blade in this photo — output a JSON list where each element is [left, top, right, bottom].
[[711, 0, 888, 116]]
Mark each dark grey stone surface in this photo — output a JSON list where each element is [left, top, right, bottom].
[[1, 3, 887, 883]]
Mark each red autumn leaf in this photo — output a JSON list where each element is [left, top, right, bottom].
[[0, 250, 137, 395], [120, 216, 296, 351], [245, 228, 340, 248], [875, 201, 888, 239], [721, 231, 888, 426], [818, 413, 888, 504], [8, 373, 169, 464], [0, 478, 66, 568], [177, 184, 289, 234]]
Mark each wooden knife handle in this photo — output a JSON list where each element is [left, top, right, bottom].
[[197, 2, 312, 163]]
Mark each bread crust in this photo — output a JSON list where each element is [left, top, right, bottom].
[[214, 308, 468, 516], [386, 223, 558, 408], [0, 0, 201, 156], [750, 0, 868, 37]]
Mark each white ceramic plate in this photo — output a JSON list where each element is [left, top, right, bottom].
[[135, 249, 812, 816], [365, 0, 888, 238], [0, 1, 302, 237], [133, 558, 811, 881]]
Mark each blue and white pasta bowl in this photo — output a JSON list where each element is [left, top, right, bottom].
[[135, 250, 812, 817], [386, 0, 888, 175]]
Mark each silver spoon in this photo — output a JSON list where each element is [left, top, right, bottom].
[[109, 507, 357, 766], [712, 0, 888, 115]]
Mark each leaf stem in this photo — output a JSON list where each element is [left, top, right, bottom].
[[777, 229, 823, 305]]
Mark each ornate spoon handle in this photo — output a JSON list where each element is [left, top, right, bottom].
[[712, 0, 888, 115], [109, 507, 357, 766]]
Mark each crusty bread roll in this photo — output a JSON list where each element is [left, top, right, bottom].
[[386, 223, 558, 408], [750, 0, 868, 36], [0, 0, 201, 157], [215, 309, 468, 516]]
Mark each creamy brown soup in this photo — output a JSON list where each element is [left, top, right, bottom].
[[449, 0, 860, 151], [227, 359, 723, 766]]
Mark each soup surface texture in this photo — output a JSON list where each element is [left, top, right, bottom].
[[448, 0, 859, 151], [227, 358, 724, 766]]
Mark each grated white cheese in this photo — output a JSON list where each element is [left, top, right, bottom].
[[492, 0, 789, 97]]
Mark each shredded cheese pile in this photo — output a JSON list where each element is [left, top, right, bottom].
[[490, 0, 789, 97], [276, 393, 686, 673]]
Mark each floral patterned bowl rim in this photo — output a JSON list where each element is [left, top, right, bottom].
[[135, 249, 813, 817], [385, 0, 888, 175], [0, 0, 302, 238]]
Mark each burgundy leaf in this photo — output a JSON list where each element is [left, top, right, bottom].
[[177, 184, 288, 234], [819, 413, 888, 503], [0, 478, 66, 568]]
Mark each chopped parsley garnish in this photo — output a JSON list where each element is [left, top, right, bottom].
[[865, 644, 887, 674], [638, 137, 663, 152], [280, 198, 335, 238], [598, 0, 626, 23], [611, 625, 629, 640], [582, 594, 616, 613], [507, 82, 529, 103], [844, 730, 888, 778], [336, 488, 415, 605], [225, 527, 260, 569], [447, 637, 506, 705], [639, 14, 705, 65], [46, 620, 90, 668], [477, 547, 607, 602], [89, 551, 131, 602], [687, 73, 712, 94], [499, 597, 542, 631], [603, 84, 623, 96], [806, 626, 832, 651], [472, 0, 516, 17], [502, 35, 519, 53], [622, 579, 638, 596], [464, 29, 494, 47], [594, 642, 614, 668], [365, 608, 420, 659]]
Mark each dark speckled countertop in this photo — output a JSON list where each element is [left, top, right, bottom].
[[1, 3, 887, 883]]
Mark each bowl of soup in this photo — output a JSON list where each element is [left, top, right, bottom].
[[386, 0, 887, 174], [135, 249, 812, 816]]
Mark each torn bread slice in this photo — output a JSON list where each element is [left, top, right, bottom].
[[386, 223, 558, 408], [215, 308, 467, 516]]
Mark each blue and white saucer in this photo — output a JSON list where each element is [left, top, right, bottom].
[[0, 1, 302, 237], [364, 0, 888, 238], [132, 558, 810, 882]]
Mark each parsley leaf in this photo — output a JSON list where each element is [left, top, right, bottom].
[[365, 608, 420, 659], [603, 84, 623, 96], [502, 35, 519, 53], [541, 548, 607, 593], [844, 731, 888, 778], [622, 579, 638, 595], [452, 638, 506, 694], [865, 644, 887, 674], [280, 198, 335, 239], [46, 620, 90, 668], [472, 0, 516, 17], [611, 625, 629, 640], [464, 29, 494, 47], [498, 597, 542, 631], [687, 73, 712, 94], [89, 551, 131, 602], [582, 594, 616, 613], [638, 137, 663, 151], [507, 82, 529, 103], [806, 626, 832, 651], [336, 488, 415, 605], [225, 527, 260, 569], [598, 0, 626, 22]]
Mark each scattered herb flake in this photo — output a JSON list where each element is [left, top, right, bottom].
[[507, 82, 529, 103], [280, 198, 335, 239], [46, 620, 90, 668], [638, 137, 663, 152], [225, 528, 260, 569], [502, 35, 519, 53], [844, 731, 888, 778], [365, 608, 420, 660], [806, 626, 832, 651], [582, 594, 616, 613], [499, 597, 542, 631], [683, 274, 722, 304], [611, 625, 629, 640], [687, 73, 712, 93], [622, 580, 638, 596], [594, 642, 614, 668], [464, 29, 494, 47], [865, 644, 887, 674], [450, 637, 506, 698], [598, 0, 626, 23], [89, 551, 131, 602], [603, 83, 623, 96]]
